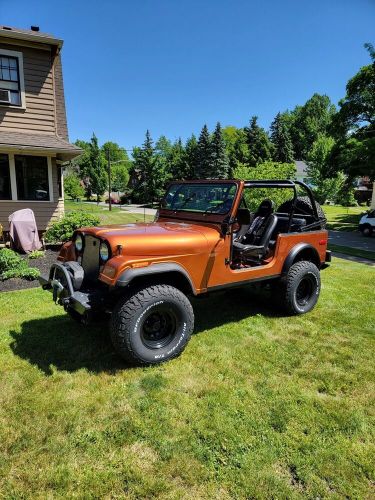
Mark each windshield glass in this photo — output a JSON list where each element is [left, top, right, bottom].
[[163, 183, 237, 214]]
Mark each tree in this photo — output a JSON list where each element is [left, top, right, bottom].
[[244, 116, 274, 167], [330, 44, 375, 179], [102, 141, 130, 165], [233, 161, 296, 211], [133, 130, 169, 203], [222, 126, 248, 175], [169, 138, 188, 180], [289, 94, 336, 158], [211, 122, 229, 178], [184, 134, 198, 179], [196, 124, 214, 178], [111, 163, 130, 195], [84, 133, 107, 202], [270, 112, 294, 163], [63, 172, 84, 200], [306, 134, 344, 204]]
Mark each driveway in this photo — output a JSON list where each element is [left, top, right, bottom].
[[329, 230, 375, 252]]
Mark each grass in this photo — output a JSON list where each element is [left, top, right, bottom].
[[329, 243, 375, 261], [0, 258, 374, 498], [64, 200, 154, 225], [323, 204, 366, 232]]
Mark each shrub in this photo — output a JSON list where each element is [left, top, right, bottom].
[[0, 248, 40, 281], [233, 161, 297, 211], [28, 250, 45, 259], [64, 173, 85, 200], [44, 211, 100, 243]]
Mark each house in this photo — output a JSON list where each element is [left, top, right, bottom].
[[295, 160, 309, 184], [0, 25, 81, 232]]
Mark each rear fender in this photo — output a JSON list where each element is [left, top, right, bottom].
[[282, 243, 321, 275]]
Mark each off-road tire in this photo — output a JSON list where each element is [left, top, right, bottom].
[[110, 285, 194, 365], [282, 261, 321, 315], [278, 196, 326, 229], [360, 224, 373, 237]]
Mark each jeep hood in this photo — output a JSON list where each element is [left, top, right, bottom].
[[81, 221, 220, 256]]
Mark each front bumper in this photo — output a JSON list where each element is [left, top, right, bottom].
[[39, 262, 105, 316]]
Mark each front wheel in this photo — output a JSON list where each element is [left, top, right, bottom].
[[282, 261, 321, 315], [110, 284, 194, 365]]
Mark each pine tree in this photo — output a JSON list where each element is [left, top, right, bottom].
[[133, 130, 168, 203], [196, 124, 214, 178], [270, 112, 295, 163], [245, 116, 274, 166], [211, 122, 229, 178], [169, 138, 187, 179], [184, 134, 198, 179]]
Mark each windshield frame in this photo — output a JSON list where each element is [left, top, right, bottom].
[[161, 180, 239, 218]]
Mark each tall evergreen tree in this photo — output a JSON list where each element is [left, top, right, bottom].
[[270, 112, 295, 163], [169, 138, 187, 179], [196, 124, 214, 178], [133, 130, 168, 203], [184, 134, 198, 179], [245, 116, 274, 166], [211, 122, 230, 178]]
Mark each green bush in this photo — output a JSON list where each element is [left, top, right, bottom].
[[44, 211, 100, 243], [0, 248, 40, 281], [233, 161, 297, 211], [28, 250, 45, 259]]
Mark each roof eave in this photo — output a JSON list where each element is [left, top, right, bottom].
[[0, 143, 82, 161], [0, 30, 63, 48]]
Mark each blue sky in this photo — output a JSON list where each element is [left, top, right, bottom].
[[1, 0, 374, 150]]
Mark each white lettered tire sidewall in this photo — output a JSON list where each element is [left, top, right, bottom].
[[110, 285, 194, 365]]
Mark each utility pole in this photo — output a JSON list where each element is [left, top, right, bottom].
[[107, 149, 112, 211]]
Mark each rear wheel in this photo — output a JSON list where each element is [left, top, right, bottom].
[[278, 196, 326, 229], [282, 261, 321, 315], [110, 284, 194, 365]]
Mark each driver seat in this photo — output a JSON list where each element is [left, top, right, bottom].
[[233, 199, 278, 261]]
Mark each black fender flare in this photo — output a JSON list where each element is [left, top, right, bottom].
[[282, 243, 321, 276], [115, 262, 196, 295]]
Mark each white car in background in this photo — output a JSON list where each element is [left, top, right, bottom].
[[359, 209, 375, 236]]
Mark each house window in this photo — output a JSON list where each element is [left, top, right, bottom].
[[15, 155, 50, 201], [0, 154, 11, 200], [0, 49, 24, 107]]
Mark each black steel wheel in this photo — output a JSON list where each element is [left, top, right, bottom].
[[283, 260, 321, 315], [110, 284, 194, 365]]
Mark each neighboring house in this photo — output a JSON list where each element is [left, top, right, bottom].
[[0, 25, 81, 232], [295, 160, 308, 183]]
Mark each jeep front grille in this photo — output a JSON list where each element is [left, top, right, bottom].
[[82, 235, 100, 281]]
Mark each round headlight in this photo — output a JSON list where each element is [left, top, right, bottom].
[[99, 241, 110, 262], [75, 234, 83, 252]]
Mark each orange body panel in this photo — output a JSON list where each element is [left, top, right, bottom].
[[58, 181, 328, 294]]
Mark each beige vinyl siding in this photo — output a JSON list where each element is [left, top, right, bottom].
[[0, 157, 64, 231], [0, 42, 55, 134]]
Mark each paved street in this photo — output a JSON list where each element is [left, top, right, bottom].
[[328, 230, 375, 252]]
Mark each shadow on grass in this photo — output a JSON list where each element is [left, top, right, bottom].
[[10, 286, 282, 375]]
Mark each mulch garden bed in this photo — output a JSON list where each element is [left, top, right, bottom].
[[0, 248, 60, 293]]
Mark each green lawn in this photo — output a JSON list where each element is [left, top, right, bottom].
[[0, 258, 374, 498], [323, 204, 365, 232], [64, 200, 154, 225]]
